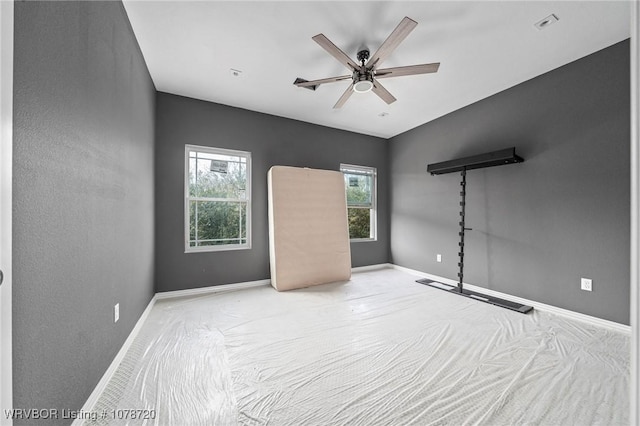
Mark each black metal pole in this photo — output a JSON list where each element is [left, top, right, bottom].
[[457, 169, 466, 293]]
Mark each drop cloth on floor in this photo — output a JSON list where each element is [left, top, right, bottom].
[[86, 268, 629, 426]]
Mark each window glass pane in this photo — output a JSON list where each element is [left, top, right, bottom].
[[189, 151, 247, 199], [344, 173, 372, 207], [347, 208, 371, 239], [188, 200, 247, 247]]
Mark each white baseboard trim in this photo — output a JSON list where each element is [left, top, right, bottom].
[[156, 265, 394, 301], [392, 264, 631, 334], [351, 263, 393, 273], [72, 294, 158, 425], [155, 278, 271, 300]]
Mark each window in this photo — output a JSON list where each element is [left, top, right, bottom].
[[185, 145, 251, 252], [340, 164, 377, 241]]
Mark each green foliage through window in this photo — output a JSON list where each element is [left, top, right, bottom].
[[189, 201, 247, 246], [347, 208, 371, 239]]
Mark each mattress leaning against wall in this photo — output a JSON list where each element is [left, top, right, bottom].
[[267, 166, 351, 291], [82, 268, 629, 425]]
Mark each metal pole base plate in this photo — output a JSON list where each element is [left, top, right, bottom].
[[416, 279, 533, 314]]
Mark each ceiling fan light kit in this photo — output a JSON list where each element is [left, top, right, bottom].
[[353, 75, 374, 93], [294, 16, 440, 109]]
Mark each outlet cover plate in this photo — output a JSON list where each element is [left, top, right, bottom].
[[436, 254, 442, 263], [114, 303, 120, 323], [580, 278, 593, 292]]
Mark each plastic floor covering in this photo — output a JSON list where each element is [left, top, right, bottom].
[[85, 268, 629, 425]]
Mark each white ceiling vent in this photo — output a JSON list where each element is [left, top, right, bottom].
[[535, 14, 559, 30]]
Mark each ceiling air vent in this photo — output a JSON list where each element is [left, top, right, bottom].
[[535, 14, 559, 30]]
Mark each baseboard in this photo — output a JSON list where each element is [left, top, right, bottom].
[[155, 278, 271, 300], [72, 294, 158, 425], [392, 264, 631, 334], [351, 263, 393, 273], [155, 265, 393, 300]]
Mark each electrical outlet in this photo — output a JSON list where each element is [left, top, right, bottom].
[[114, 303, 120, 323], [436, 254, 442, 263], [580, 278, 593, 292]]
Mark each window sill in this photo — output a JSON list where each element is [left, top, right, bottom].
[[349, 238, 377, 243], [185, 244, 251, 254]]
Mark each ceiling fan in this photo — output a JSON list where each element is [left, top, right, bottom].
[[294, 16, 440, 109]]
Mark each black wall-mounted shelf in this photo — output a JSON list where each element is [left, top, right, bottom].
[[427, 147, 523, 175]]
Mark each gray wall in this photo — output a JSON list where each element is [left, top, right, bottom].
[[390, 40, 630, 324], [155, 93, 389, 292], [13, 2, 156, 423]]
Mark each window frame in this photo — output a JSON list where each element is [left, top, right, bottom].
[[340, 163, 377, 242], [184, 144, 252, 253]]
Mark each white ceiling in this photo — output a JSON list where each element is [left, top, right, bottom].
[[122, 1, 630, 139]]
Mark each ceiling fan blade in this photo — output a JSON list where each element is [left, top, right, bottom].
[[333, 84, 354, 109], [312, 34, 360, 72], [366, 16, 417, 70], [372, 79, 397, 105], [294, 75, 352, 90], [375, 63, 440, 79]]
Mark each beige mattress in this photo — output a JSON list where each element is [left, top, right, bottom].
[[267, 166, 351, 291]]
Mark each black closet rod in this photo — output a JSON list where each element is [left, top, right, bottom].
[[427, 147, 523, 175]]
